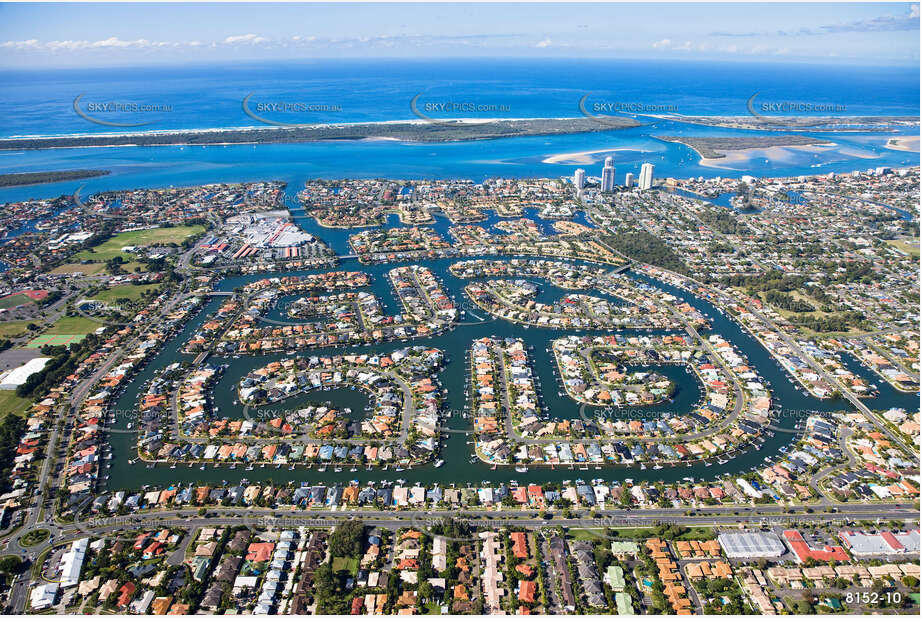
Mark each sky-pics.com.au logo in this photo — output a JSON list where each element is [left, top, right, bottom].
[[70, 505, 335, 544], [73, 94, 173, 127], [577, 402, 838, 437], [410, 93, 512, 126], [579, 93, 679, 127], [74, 296, 153, 328], [747, 92, 847, 125], [576, 513, 859, 543], [242, 93, 342, 128], [262, 296, 488, 329], [72, 184, 132, 221]]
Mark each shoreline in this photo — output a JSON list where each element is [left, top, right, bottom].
[[0, 168, 110, 188], [697, 143, 840, 169], [646, 113, 920, 133], [651, 135, 848, 169], [541, 146, 654, 165], [656, 135, 835, 159], [0, 116, 634, 151], [2, 116, 586, 141], [5, 114, 917, 142], [885, 136, 920, 153]]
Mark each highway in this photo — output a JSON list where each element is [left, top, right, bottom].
[[20, 502, 921, 553]]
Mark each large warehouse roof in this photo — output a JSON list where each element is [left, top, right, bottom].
[[0, 357, 50, 390], [839, 530, 921, 556], [718, 532, 786, 558]]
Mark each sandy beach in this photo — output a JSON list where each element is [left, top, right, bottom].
[[698, 143, 841, 169], [885, 136, 920, 152], [6, 117, 587, 142], [541, 146, 652, 165]]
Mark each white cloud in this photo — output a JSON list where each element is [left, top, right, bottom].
[[0, 39, 40, 49], [1, 37, 184, 51], [535, 38, 552, 48], [0, 33, 278, 53], [713, 3, 920, 37], [223, 33, 268, 45], [650, 37, 792, 56]]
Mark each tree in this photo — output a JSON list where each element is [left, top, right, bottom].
[[328, 519, 365, 557], [0, 556, 23, 574], [794, 599, 813, 614], [418, 581, 433, 603]]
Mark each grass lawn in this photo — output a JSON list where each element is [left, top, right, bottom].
[[0, 391, 33, 417], [885, 239, 920, 258], [0, 320, 39, 339], [762, 292, 868, 337], [569, 525, 716, 541], [674, 527, 718, 541], [0, 293, 34, 310], [89, 283, 161, 303], [43, 316, 99, 336], [20, 528, 50, 547], [70, 225, 205, 262], [331, 556, 359, 574], [566, 528, 609, 541], [49, 262, 107, 275], [117, 260, 149, 273]]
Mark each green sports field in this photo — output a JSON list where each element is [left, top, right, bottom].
[[26, 315, 99, 348], [70, 225, 205, 262], [0, 293, 34, 310], [26, 333, 88, 348], [89, 283, 161, 303]]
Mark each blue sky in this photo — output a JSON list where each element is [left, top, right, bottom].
[[0, 2, 918, 67]]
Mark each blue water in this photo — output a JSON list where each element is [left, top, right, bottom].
[[0, 58, 918, 203], [2, 59, 918, 136]]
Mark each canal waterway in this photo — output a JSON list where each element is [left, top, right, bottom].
[[102, 239, 919, 491]]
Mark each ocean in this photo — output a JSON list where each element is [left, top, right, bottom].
[[0, 58, 918, 202]]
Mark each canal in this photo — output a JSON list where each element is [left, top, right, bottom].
[[101, 230, 919, 491]]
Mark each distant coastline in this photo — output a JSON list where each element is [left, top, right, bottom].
[[0, 117, 639, 151], [646, 114, 919, 132], [0, 169, 110, 187]]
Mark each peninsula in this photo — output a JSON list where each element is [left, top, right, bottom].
[[650, 114, 919, 132], [0, 117, 639, 151], [656, 135, 833, 159]]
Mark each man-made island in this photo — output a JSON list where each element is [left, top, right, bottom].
[[0, 117, 639, 150]]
